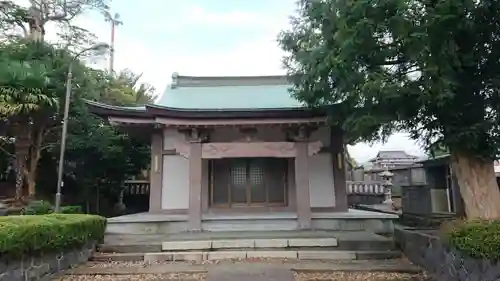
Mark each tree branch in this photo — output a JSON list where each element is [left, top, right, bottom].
[[0, 145, 13, 158]]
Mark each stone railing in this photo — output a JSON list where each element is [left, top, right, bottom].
[[346, 180, 388, 206], [1, 242, 95, 281], [124, 180, 150, 195], [346, 181, 386, 195]]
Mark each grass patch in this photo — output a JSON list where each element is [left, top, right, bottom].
[[441, 219, 500, 261]]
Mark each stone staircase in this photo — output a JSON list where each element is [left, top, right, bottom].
[[93, 230, 401, 262]]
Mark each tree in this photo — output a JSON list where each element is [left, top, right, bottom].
[[115, 70, 156, 105], [0, 0, 108, 43], [279, 0, 500, 219], [63, 104, 149, 213], [0, 0, 109, 202], [0, 41, 62, 201], [427, 141, 450, 159], [59, 68, 151, 213]]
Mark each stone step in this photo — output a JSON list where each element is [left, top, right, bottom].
[[161, 237, 339, 251], [99, 233, 394, 253], [91, 250, 401, 262]]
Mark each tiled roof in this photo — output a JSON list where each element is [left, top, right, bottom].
[[375, 150, 417, 159], [155, 74, 303, 110]]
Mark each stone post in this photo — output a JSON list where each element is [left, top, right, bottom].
[[187, 128, 205, 232]]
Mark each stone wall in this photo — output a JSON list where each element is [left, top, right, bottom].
[[395, 227, 500, 281], [0, 242, 95, 281], [401, 185, 432, 215], [347, 194, 385, 206]]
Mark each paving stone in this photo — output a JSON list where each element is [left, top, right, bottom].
[[162, 241, 212, 251], [246, 251, 297, 259], [92, 253, 144, 262], [211, 239, 254, 249], [355, 250, 401, 260], [144, 252, 174, 262], [297, 250, 356, 260], [206, 265, 294, 281], [171, 252, 206, 262], [254, 239, 288, 248], [206, 251, 247, 260], [288, 238, 338, 247]]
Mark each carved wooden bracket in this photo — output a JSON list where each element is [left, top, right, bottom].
[[287, 125, 317, 142], [174, 141, 323, 159], [179, 128, 209, 143]]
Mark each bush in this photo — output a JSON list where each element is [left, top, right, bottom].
[[60, 205, 83, 214], [0, 214, 106, 258], [441, 219, 500, 261], [21, 200, 53, 215], [20, 201, 84, 215]]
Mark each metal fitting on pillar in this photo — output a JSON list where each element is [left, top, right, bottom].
[[378, 166, 394, 205]]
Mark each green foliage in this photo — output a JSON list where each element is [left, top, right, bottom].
[[0, 214, 106, 258], [21, 200, 83, 214], [0, 38, 151, 209], [0, 3, 151, 210], [60, 205, 84, 214], [0, 41, 62, 117], [427, 142, 450, 158], [441, 220, 500, 261], [279, 0, 500, 159], [21, 200, 53, 215]]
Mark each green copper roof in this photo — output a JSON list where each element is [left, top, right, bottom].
[[156, 84, 304, 110]]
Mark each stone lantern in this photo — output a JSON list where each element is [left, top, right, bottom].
[[378, 167, 394, 205]]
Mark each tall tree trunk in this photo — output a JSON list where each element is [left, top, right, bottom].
[[12, 121, 31, 203], [25, 128, 44, 198], [451, 151, 500, 220], [24, 152, 39, 198], [14, 139, 29, 203], [14, 155, 25, 202], [28, 1, 44, 41]]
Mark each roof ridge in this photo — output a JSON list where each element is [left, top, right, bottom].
[[170, 73, 291, 88], [171, 73, 288, 80]]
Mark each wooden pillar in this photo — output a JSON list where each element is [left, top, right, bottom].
[[149, 132, 163, 212], [295, 141, 312, 229], [187, 134, 203, 231], [331, 128, 348, 212]]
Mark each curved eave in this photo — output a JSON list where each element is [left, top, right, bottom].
[[145, 104, 329, 119], [85, 99, 336, 120], [85, 99, 153, 119]]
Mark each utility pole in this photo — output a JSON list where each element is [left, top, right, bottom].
[[104, 12, 122, 73]]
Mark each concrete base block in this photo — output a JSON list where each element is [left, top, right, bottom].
[[297, 250, 356, 260], [288, 238, 338, 247], [246, 251, 297, 259], [171, 252, 206, 262], [162, 241, 211, 251], [206, 251, 247, 260], [254, 239, 288, 248], [144, 252, 173, 262], [212, 239, 254, 249]]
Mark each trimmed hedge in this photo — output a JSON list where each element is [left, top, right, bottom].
[[0, 214, 106, 258], [60, 205, 84, 214], [442, 219, 500, 261]]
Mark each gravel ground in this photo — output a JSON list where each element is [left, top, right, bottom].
[[55, 272, 431, 281], [294, 272, 433, 281], [55, 273, 206, 281]]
